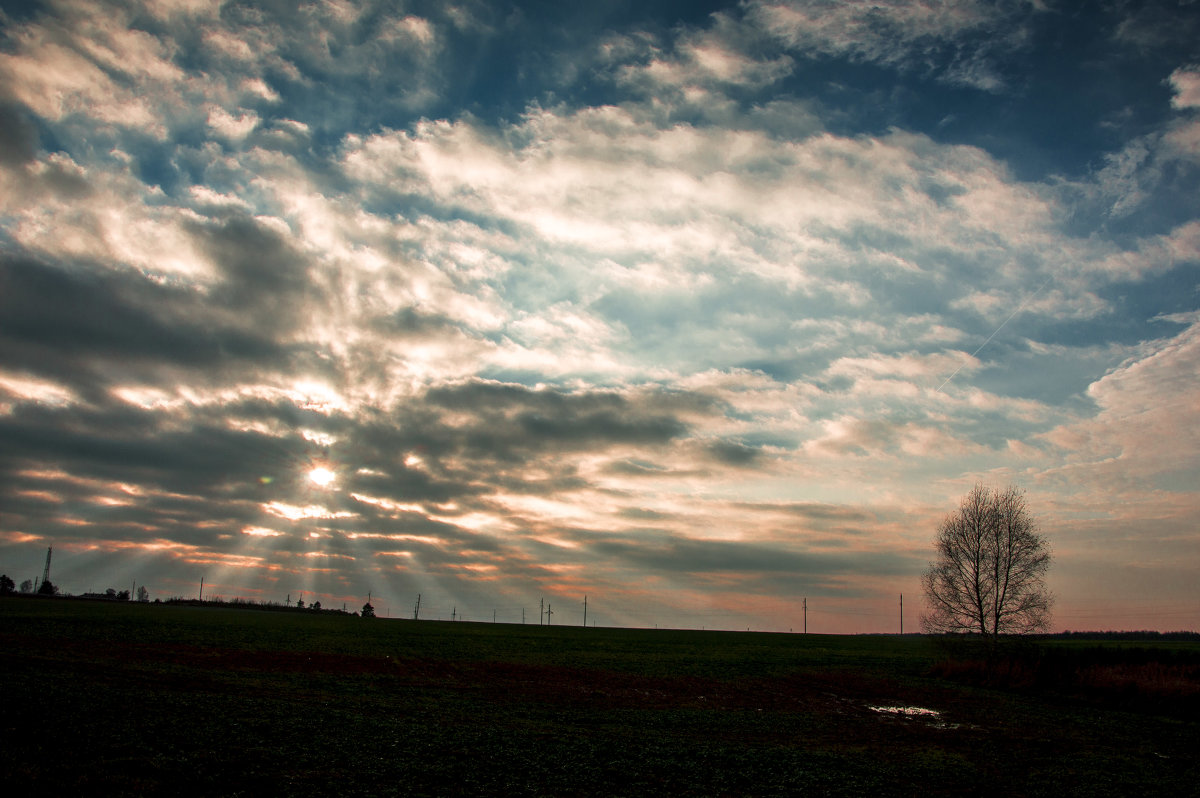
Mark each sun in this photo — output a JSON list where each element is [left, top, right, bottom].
[[307, 466, 337, 488]]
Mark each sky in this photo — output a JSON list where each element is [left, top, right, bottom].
[[1, 0, 1198, 632]]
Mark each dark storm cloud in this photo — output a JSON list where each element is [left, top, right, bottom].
[[3, 373, 716, 549], [186, 215, 317, 328], [0, 103, 39, 166], [422, 380, 699, 458], [374, 306, 463, 337], [341, 453, 474, 507], [591, 533, 913, 578], [321, 381, 728, 507], [0, 389, 521, 559], [285, 511, 508, 564], [0, 402, 302, 495], [0, 209, 333, 410], [703, 439, 762, 466], [0, 255, 284, 395], [617, 506, 673, 520], [733, 501, 874, 524], [604, 459, 684, 478]]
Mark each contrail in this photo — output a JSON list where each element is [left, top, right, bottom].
[[935, 276, 1053, 394]]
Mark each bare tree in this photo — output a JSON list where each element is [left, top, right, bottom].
[[921, 484, 1052, 642]]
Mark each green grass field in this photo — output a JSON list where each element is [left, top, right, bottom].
[[2, 598, 1197, 796]]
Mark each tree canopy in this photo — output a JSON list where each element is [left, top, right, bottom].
[[921, 483, 1052, 640]]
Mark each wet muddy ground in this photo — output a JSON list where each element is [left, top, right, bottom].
[[3, 600, 1197, 796]]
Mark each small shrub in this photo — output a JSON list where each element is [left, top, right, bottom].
[[931, 642, 1200, 715]]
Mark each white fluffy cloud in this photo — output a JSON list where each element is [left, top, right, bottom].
[[745, 0, 1027, 89], [1169, 66, 1200, 109], [340, 107, 1068, 293], [1041, 315, 1200, 496]]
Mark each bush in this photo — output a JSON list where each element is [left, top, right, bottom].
[[930, 642, 1200, 715]]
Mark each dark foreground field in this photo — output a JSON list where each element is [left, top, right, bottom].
[[2, 599, 1197, 796]]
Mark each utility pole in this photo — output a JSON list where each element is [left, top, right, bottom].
[[200, 576, 204, 601], [583, 595, 587, 628], [493, 609, 496, 623], [803, 597, 807, 634], [546, 603, 553, 625], [42, 546, 52, 586], [900, 594, 904, 635], [413, 593, 421, 620], [522, 607, 525, 624], [540, 597, 543, 626], [452, 606, 456, 621]]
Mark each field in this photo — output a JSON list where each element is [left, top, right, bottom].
[[2, 598, 1198, 796]]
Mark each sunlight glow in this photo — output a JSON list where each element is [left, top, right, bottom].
[[0, 371, 77, 406], [0, 531, 42, 544], [350, 492, 425, 514], [430, 511, 506, 531], [308, 467, 336, 488], [301, 429, 339, 447], [291, 380, 349, 415], [242, 526, 284, 537], [263, 501, 355, 521]]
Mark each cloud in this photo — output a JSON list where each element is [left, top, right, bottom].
[[1040, 316, 1200, 496], [420, 380, 698, 459], [591, 532, 914, 578], [1, 152, 214, 281], [0, 3, 182, 137], [1113, 2, 1200, 53], [1084, 63, 1200, 219], [826, 351, 972, 381], [0, 255, 281, 394], [338, 105, 1074, 358], [1169, 66, 1200, 109], [206, 106, 260, 141], [1, 1, 1197, 631], [744, 0, 1030, 90], [0, 102, 39, 166], [0, 0, 454, 168], [611, 11, 795, 95]]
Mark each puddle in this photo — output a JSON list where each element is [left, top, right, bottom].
[[868, 705, 964, 730], [869, 705, 941, 718]]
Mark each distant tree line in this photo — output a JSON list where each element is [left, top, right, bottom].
[[162, 595, 362, 616], [0, 574, 150, 599], [925, 629, 1200, 642], [78, 585, 152, 601], [1051, 630, 1200, 642], [0, 574, 61, 596], [81, 588, 131, 601], [0, 577, 373, 617]]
